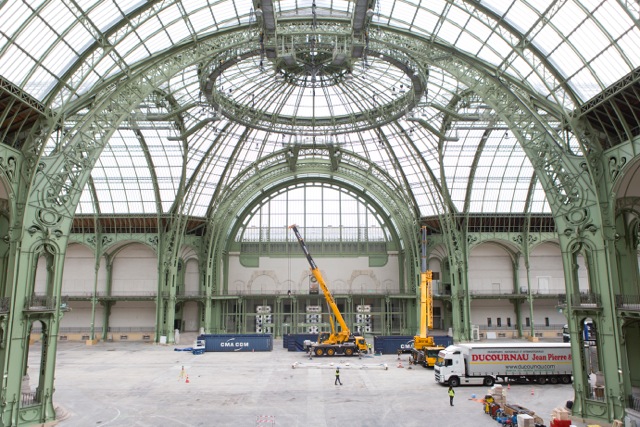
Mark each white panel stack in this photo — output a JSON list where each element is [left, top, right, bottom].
[[256, 306, 273, 334], [307, 326, 319, 333], [355, 306, 372, 334], [306, 305, 321, 325], [306, 313, 321, 323]]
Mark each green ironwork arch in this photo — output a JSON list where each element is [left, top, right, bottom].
[[204, 152, 422, 295]]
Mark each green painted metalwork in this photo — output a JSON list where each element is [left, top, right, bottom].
[[0, 18, 638, 425], [201, 152, 422, 310]]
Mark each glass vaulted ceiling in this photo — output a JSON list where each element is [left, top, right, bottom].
[[2, 1, 639, 217]]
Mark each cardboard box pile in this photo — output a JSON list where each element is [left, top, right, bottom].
[[517, 413, 534, 427], [487, 384, 507, 406], [550, 407, 571, 427]]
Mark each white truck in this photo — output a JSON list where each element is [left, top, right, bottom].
[[434, 342, 572, 387]]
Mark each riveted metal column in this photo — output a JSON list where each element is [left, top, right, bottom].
[[524, 256, 535, 338], [101, 256, 113, 341], [511, 253, 524, 338], [614, 214, 639, 295], [553, 131, 627, 422], [33, 246, 67, 424], [1, 246, 36, 426], [89, 251, 101, 342]]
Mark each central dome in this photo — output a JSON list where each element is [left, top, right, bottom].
[[204, 50, 423, 136]]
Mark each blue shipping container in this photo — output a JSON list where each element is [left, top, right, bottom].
[[374, 336, 413, 354], [373, 335, 453, 354], [286, 334, 321, 352], [197, 334, 273, 352], [433, 336, 453, 348]]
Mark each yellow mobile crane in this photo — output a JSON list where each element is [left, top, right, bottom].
[[410, 270, 444, 368], [409, 226, 444, 368], [289, 225, 368, 357]]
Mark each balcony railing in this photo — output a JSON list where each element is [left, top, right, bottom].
[[25, 295, 69, 311], [615, 294, 640, 311], [479, 323, 565, 331], [21, 392, 38, 407], [558, 292, 601, 308]]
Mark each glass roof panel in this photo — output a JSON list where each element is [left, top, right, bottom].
[[412, 7, 439, 33], [15, 17, 54, 59], [146, 27, 174, 52], [90, 129, 156, 214], [87, 0, 124, 32], [0, 44, 35, 83], [185, 8, 216, 32], [162, 17, 192, 44], [60, 18, 96, 55], [594, 1, 633, 37], [42, 43, 78, 77], [209, 2, 241, 27], [590, 47, 629, 86], [553, 2, 587, 34], [549, 41, 584, 78], [24, 68, 56, 101], [498, 1, 539, 33], [0, 1, 32, 42], [75, 183, 95, 214], [616, 31, 640, 66], [7, 0, 638, 220]]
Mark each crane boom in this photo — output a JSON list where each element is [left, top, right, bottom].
[[289, 224, 352, 344]]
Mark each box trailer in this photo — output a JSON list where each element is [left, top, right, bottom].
[[434, 342, 572, 387]]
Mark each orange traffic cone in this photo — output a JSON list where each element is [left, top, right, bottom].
[[507, 383, 511, 390], [530, 387, 534, 395], [397, 362, 403, 368], [186, 375, 190, 384]]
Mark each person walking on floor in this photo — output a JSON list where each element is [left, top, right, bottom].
[[448, 386, 455, 406], [335, 368, 342, 385]]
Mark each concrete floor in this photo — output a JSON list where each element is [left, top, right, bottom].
[[29, 335, 595, 427]]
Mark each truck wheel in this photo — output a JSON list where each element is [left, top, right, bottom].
[[483, 377, 495, 386], [538, 376, 547, 385], [326, 348, 336, 356], [449, 377, 460, 387], [549, 376, 558, 384], [344, 348, 354, 356], [561, 376, 571, 384], [315, 348, 325, 357]]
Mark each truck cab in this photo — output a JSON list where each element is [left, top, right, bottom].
[[434, 346, 468, 386]]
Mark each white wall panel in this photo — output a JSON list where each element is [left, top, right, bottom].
[[468, 244, 513, 293], [109, 301, 156, 328], [111, 244, 157, 295], [470, 300, 516, 327], [227, 254, 399, 294], [182, 301, 199, 332], [184, 258, 199, 294], [60, 301, 104, 329]]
